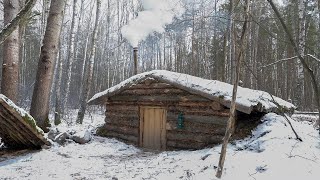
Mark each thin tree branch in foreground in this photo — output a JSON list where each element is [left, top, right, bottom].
[[216, 0, 250, 178], [268, 93, 303, 142], [0, 0, 37, 44]]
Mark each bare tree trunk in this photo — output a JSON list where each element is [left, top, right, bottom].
[[54, 49, 63, 125], [30, 0, 66, 132], [296, 0, 306, 109], [80, 1, 94, 85], [19, 26, 26, 103], [222, 32, 227, 82], [267, 0, 320, 133], [106, 0, 111, 86], [54, 2, 67, 125], [216, 0, 250, 178], [318, 0, 320, 54], [1, 0, 21, 103], [63, 0, 78, 112], [73, 0, 85, 81], [76, 0, 101, 124], [227, 0, 235, 84]]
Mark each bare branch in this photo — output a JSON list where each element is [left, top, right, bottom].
[[306, 54, 320, 63], [0, 0, 37, 44], [268, 93, 303, 142], [260, 56, 298, 69], [260, 54, 320, 69]]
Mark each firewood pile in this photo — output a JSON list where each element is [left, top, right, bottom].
[[0, 95, 50, 149]]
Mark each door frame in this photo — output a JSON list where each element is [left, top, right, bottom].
[[139, 106, 167, 150]]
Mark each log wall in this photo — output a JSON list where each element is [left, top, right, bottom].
[[96, 104, 140, 145], [96, 79, 263, 150]]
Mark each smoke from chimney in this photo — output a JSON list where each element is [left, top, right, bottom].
[[121, 0, 184, 47]]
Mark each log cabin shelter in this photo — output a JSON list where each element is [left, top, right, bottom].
[[88, 70, 295, 150]]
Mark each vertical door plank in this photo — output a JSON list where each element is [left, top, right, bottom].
[[140, 107, 167, 150]]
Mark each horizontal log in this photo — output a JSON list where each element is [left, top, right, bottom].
[[168, 104, 211, 111], [167, 105, 229, 116], [107, 101, 169, 106], [166, 131, 223, 144], [0, 118, 28, 146], [166, 121, 226, 134], [106, 104, 139, 112], [106, 111, 139, 118], [104, 102, 227, 115], [129, 82, 174, 89], [120, 88, 187, 96], [166, 140, 208, 150], [105, 116, 140, 128], [0, 106, 43, 147], [105, 131, 139, 144], [97, 124, 139, 144], [0, 126, 17, 147], [104, 124, 139, 137], [178, 101, 212, 107], [178, 101, 224, 110], [0, 99, 49, 147], [109, 95, 210, 102], [167, 113, 228, 126], [0, 116, 41, 148], [0, 111, 39, 145]]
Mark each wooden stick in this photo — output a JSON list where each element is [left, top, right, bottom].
[[216, 0, 250, 178], [268, 93, 303, 142]]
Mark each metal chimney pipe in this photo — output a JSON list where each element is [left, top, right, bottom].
[[133, 47, 138, 75]]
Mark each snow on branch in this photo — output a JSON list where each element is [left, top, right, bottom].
[[306, 54, 320, 63], [260, 54, 320, 69]]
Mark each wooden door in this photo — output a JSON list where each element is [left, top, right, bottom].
[[140, 107, 166, 150]]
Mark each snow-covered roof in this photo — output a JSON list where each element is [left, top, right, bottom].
[[88, 70, 295, 114]]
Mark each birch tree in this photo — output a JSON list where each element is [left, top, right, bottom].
[[296, 0, 307, 108], [54, 2, 68, 125], [76, 0, 101, 124], [63, 0, 78, 112]]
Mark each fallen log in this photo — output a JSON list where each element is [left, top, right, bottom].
[[0, 94, 51, 149]]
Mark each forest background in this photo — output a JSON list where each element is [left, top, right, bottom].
[[0, 0, 319, 116]]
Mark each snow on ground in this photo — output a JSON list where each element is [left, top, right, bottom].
[[0, 111, 320, 180], [292, 113, 319, 123], [47, 108, 106, 136]]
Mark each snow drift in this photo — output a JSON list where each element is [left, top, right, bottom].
[[0, 113, 319, 179]]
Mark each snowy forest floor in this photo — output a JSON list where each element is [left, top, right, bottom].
[[0, 110, 319, 180]]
